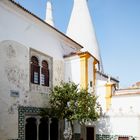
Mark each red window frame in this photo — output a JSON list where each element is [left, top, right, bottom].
[[31, 56, 40, 84], [41, 60, 49, 86]]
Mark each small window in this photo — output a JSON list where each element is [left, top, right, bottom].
[[34, 72, 39, 84], [31, 56, 40, 84], [41, 60, 49, 86], [41, 74, 45, 85], [90, 81, 93, 87]]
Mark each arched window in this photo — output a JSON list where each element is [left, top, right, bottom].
[[41, 60, 49, 86], [31, 56, 40, 84]]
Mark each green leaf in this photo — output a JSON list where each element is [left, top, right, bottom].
[[40, 81, 101, 123]]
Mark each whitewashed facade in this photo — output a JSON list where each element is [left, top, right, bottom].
[[96, 80, 140, 140], [0, 0, 140, 140], [0, 1, 81, 140]]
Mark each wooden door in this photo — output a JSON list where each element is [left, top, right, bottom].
[[118, 137, 129, 140], [86, 127, 94, 140]]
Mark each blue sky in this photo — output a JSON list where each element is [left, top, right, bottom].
[[16, 0, 140, 88]]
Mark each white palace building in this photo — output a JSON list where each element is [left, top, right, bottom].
[[0, 0, 140, 140]]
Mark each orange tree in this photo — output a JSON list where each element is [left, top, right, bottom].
[[41, 82, 100, 139]]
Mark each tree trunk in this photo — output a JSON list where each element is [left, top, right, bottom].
[[70, 121, 74, 140]]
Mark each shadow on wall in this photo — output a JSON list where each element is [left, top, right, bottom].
[[64, 58, 73, 83], [96, 115, 112, 135], [0, 40, 29, 91]]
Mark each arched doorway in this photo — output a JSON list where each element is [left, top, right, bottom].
[[50, 118, 58, 140], [86, 127, 95, 140], [25, 117, 37, 140], [39, 117, 49, 140], [25, 116, 59, 140]]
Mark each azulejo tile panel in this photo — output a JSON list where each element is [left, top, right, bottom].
[[96, 134, 137, 140], [14, 106, 137, 140], [18, 106, 42, 140]]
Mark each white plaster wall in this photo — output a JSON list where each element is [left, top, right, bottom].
[[111, 94, 140, 113], [96, 116, 140, 137], [64, 56, 80, 85], [110, 116, 140, 137], [96, 93, 140, 138], [0, 2, 66, 60], [88, 57, 94, 93], [109, 94, 140, 137], [53, 60, 65, 86], [96, 80, 107, 112], [96, 117, 112, 135], [0, 2, 77, 139], [0, 40, 52, 139], [0, 41, 29, 139]]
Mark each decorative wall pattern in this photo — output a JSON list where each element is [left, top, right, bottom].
[[96, 134, 137, 140], [18, 106, 42, 140], [5, 64, 28, 90], [6, 45, 16, 58], [10, 107, 138, 139], [74, 133, 80, 140], [96, 134, 117, 140]]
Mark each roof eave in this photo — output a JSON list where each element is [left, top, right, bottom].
[[8, 0, 83, 51]]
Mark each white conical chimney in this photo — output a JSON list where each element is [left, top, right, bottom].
[[45, 0, 54, 26], [67, 0, 103, 69]]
